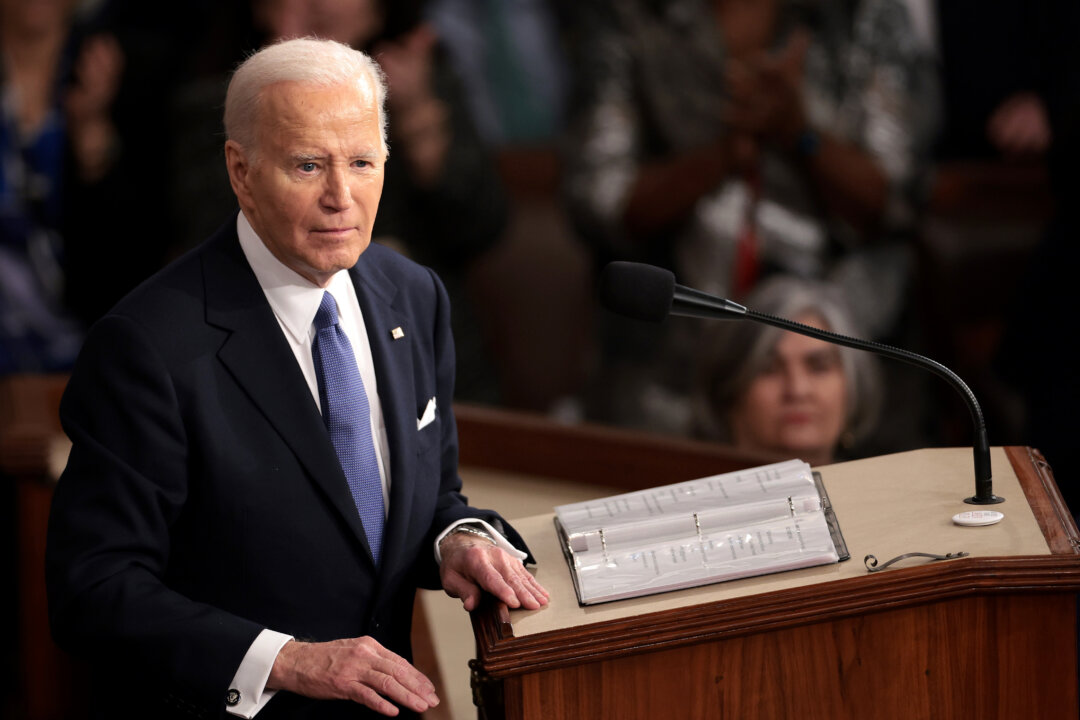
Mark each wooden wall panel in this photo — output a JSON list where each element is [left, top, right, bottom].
[[511, 594, 1077, 720]]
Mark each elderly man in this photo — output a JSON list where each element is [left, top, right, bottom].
[[46, 38, 547, 719]]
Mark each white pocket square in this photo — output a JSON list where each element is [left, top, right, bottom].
[[417, 397, 437, 430]]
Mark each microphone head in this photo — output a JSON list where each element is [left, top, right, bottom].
[[599, 262, 675, 322]]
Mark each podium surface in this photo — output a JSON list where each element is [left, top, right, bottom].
[[471, 447, 1080, 720]]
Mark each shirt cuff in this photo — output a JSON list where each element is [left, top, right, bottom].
[[225, 629, 293, 718], [434, 518, 529, 564]]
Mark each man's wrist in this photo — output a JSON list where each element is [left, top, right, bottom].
[[226, 629, 293, 718], [439, 523, 496, 549], [433, 519, 528, 564]]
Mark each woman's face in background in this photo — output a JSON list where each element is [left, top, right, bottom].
[[730, 313, 848, 465]]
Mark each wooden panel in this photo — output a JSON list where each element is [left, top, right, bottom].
[[474, 554, 1080, 679], [1, 374, 85, 720], [511, 594, 1077, 720], [0, 374, 66, 477], [455, 404, 777, 490], [1009, 445, 1080, 554], [409, 597, 452, 720], [15, 479, 88, 720]]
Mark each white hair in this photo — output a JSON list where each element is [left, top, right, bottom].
[[224, 36, 388, 158]]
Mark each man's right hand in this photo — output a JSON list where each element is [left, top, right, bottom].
[[266, 637, 439, 716]]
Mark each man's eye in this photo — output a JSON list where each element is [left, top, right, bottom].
[[299, 162, 317, 172], [352, 159, 370, 169]]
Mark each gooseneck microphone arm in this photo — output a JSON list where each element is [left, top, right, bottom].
[[600, 262, 1002, 505], [742, 307, 997, 505]]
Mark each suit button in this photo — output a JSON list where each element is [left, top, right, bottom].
[[226, 688, 241, 706]]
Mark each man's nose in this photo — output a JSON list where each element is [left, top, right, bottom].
[[320, 167, 353, 210]]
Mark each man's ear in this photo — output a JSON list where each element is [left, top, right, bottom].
[[224, 140, 252, 205]]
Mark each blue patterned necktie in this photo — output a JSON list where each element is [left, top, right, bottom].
[[312, 291, 385, 564]]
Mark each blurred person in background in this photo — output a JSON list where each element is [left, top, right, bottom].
[[992, 0, 1080, 515], [930, 0, 1079, 515], [566, 0, 936, 434], [0, 0, 123, 372], [425, 0, 569, 145], [695, 276, 882, 466], [935, 0, 1060, 161]]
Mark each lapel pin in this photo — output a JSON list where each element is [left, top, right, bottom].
[[391, 326, 405, 340]]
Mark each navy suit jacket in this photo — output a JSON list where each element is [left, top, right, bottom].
[[46, 218, 522, 718]]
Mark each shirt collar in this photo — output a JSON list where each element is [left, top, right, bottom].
[[236, 211, 353, 343]]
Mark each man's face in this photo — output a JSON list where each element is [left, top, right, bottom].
[[226, 80, 385, 287]]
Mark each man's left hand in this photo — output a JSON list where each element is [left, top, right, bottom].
[[439, 534, 550, 612]]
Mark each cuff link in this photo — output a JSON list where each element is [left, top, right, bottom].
[[225, 688, 241, 706]]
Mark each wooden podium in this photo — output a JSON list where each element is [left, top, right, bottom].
[[467, 444, 1080, 720]]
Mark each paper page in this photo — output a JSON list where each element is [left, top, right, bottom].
[[566, 495, 824, 556], [572, 513, 839, 604], [554, 459, 843, 604], [557, 459, 817, 542]]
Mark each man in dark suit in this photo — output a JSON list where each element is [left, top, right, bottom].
[[45, 37, 547, 719]]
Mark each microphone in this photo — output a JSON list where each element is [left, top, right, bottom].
[[599, 261, 1002, 505], [600, 261, 748, 322]]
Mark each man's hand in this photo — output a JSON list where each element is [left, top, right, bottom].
[[266, 637, 439, 716], [439, 533, 550, 612]]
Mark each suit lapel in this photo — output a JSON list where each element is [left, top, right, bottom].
[[350, 255, 417, 581], [201, 224, 375, 559]]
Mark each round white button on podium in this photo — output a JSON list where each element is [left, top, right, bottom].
[[952, 510, 1005, 526]]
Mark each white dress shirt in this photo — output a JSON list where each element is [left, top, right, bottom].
[[236, 212, 392, 508], [225, 213, 524, 717]]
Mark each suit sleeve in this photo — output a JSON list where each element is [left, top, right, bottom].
[[46, 313, 264, 712]]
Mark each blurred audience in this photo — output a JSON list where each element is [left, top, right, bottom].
[[993, 1, 1080, 513], [0, 0, 123, 373], [695, 276, 882, 465], [2, 0, 1071, 473], [935, 0, 1064, 161], [567, 0, 937, 322], [930, 0, 1078, 514], [566, 0, 936, 433], [425, 0, 569, 144]]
